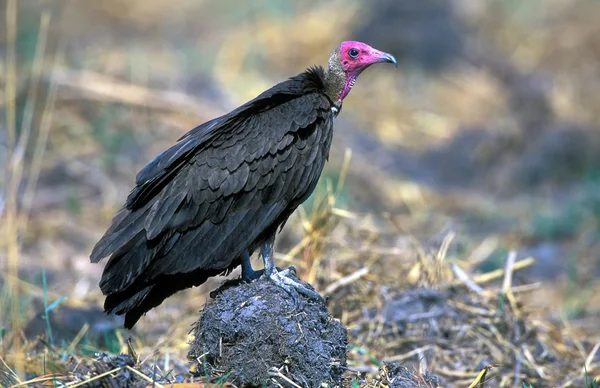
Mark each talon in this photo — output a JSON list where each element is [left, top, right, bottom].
[[258, 234, 324, 303], [268, 270, 325, 303]]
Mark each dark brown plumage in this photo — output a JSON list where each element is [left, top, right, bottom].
[[90, 41, 396, 328]]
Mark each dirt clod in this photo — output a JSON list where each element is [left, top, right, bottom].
[[189, 273, 348, 387], [376, 362, 439, 388]]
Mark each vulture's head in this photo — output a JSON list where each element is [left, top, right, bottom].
[[326, 41, 397, 102]]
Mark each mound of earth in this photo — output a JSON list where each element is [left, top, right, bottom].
[[189, 272, 347, 387]]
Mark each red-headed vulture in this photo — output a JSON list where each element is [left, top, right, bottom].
[[90, 41, 397, 329]]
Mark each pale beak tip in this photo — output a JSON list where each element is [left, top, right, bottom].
[[382, 53, 398, 68]]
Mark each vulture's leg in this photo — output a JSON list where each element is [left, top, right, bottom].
[[261, 234, 276, 276], [241, 251, 261, 281], [261, 234, 324, 303]]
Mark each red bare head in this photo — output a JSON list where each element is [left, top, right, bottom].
[[327, 41, 397, 102], [339, 41, 397, 73]]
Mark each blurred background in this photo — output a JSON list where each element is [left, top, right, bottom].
[[1, 0, 600, 385]]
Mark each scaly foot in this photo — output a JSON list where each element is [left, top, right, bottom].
[[259, 234, 325, 303], [265, 267, 325, 303]]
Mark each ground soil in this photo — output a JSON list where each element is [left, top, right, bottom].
[[189, 273, 348, 387]]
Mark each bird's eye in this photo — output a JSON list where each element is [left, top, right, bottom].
[[348, 48, 359, 58]]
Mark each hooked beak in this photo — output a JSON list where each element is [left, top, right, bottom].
[[367, 47, 398, 68], [379, 52, 397, 68]]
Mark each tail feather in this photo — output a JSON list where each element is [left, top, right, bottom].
[[92, 199, 159, 295], [91, 204, 152, 263], [104, 284, 154, 330], [104, 262, 237, 329], [99, 230, 149, 293]]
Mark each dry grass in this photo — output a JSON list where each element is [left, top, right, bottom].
[[295, 200, 599, 386], [3, 195, 597, 386]]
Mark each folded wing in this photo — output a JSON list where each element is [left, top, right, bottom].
[[90, 69, 333, 328]]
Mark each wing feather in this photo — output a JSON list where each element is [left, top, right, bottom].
[[145, 191, 186, 240], [90, 67, 335, 327]]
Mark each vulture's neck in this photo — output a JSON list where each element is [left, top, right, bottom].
[[323, 48, 346, 107]]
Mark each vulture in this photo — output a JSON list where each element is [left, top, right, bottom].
[[90, 41, 396, 329]]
